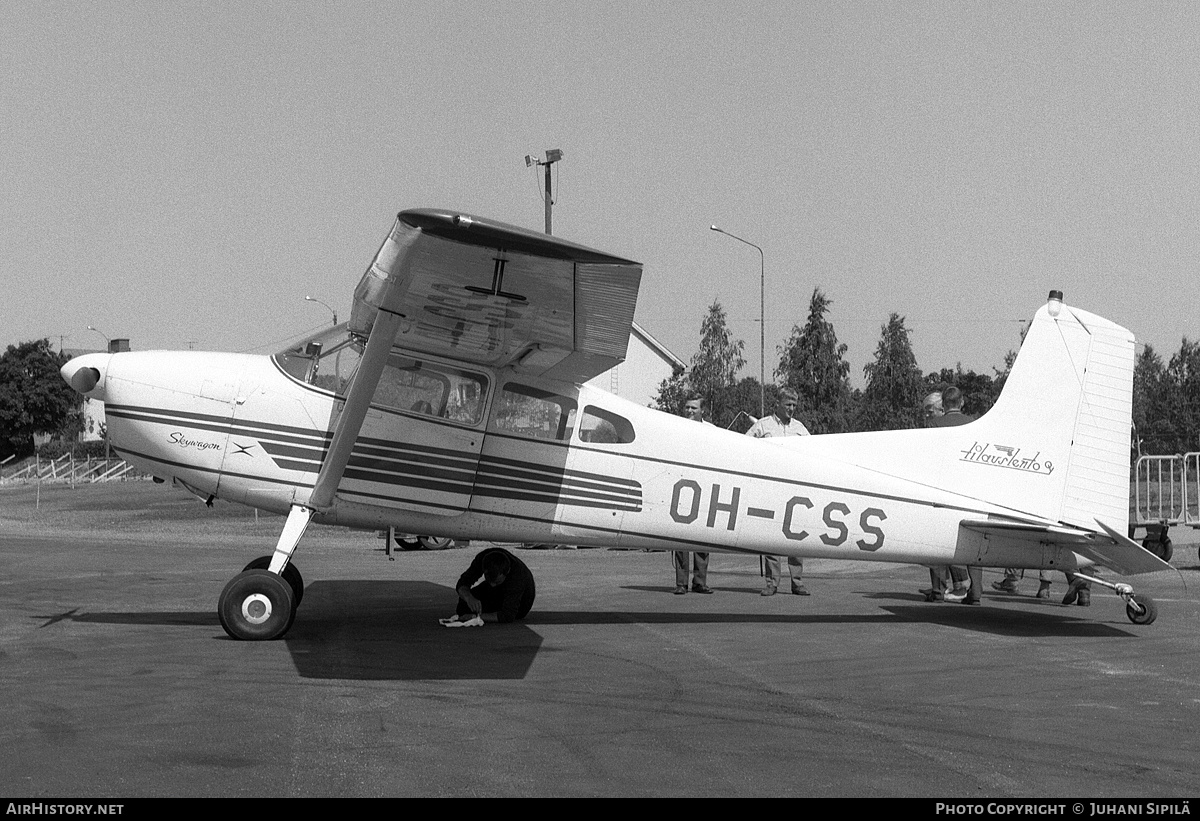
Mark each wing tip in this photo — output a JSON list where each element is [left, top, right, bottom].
[[396, 208, 640, 266]]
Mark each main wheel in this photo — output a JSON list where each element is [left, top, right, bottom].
[[1125, 594, 1158, 626], [1141, 536, 1173, 562], [418, 535, 455, 550], [218, 569, 296, 640], [242, 556, 304, 606], [393, 534, 423, 551]]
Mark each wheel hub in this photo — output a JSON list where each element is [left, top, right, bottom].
[[241, 593, 273, 625]]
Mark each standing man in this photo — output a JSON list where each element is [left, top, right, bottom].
[[927, 386, 981, 605], [673, 396, 713, 594], [745, 388, 811, 596], [919, 390, 953, 601]]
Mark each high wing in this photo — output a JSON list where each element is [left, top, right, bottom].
[[348, 209, 643, 384], [278, 211, 644, 566]]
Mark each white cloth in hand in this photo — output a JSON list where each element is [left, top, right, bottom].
[[442, 615, 484, 628]]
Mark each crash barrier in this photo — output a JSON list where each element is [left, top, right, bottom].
[[0, 454, 150, 485], [1133, 452, 1200, 528]]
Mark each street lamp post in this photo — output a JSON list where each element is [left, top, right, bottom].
[[304, 296, 337, 325], [525, 149, 564, 235], [710, 225, 765, 418], [86, 325, 110, 351]]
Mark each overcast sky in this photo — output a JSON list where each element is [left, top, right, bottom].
[[4, 2, 1198, 388]]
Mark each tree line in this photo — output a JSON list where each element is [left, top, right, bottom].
[[2, 307, 1197, 462], [0, 340, 81, 461], [1133, 340, 1200, 455], [655, 288, 1200, 459]]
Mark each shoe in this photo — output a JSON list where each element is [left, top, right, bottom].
[[674, 586, 687, 595], [761, 584, 777, 596], [944, 587, 971, 603], [1062, 578, 1086, 605], [991, 578, 1020, 594], [791, 583, 810, 596], [1035, 582, 1052, 599], [1076, 588, 1091, 607], [919, 587, 935, 596], [961, 596, 981, 606], [924, 591, 944, 602], [692, 584, 713, 594]]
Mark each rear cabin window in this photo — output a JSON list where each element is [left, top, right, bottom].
[[370, 356, 488, 425], [493, 383, 577, 441], [579, 406, 635, 444]]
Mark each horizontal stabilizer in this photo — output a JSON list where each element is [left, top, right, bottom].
[[1085, 519, 1174, 576], [958, 518, 1173, 576], [959, 519, 1098, 543]]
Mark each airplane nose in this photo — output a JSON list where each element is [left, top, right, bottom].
[[61, 353, 108, 396]]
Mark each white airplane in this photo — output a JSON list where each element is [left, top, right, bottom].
[[60, 209, 1171, 640]]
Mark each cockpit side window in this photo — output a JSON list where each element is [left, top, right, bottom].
[[371, 355, 489, 426], [579, 406, 635, 444], [492, 383, 577, 441]]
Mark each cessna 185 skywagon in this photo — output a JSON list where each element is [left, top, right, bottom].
[[61, 209, 1171, 640]]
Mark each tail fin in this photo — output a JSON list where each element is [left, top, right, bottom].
[[799, 295, 1135, 533], [968, 297, 1135, 530]]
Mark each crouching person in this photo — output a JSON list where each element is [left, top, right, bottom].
[[443, 547, 536, 627]]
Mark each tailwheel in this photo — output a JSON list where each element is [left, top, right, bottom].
[[1125, 594, 1158, 626], [242, 556, 304, 606], [218, 569, 296, 640]]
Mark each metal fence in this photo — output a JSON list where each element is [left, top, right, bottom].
[[0, 454, 149, 485], [1132, 452, 1200, 528]]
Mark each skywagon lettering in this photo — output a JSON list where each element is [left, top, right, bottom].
[[168, 432, 222, 452]]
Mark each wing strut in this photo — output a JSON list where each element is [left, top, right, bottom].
[[308, 307, 404, 509], [262, 307, 403, 576]]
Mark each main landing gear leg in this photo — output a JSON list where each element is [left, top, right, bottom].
[[218, 505, 314, 640], [1067, 570, 1159, 626]]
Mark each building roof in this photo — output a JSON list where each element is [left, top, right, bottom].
[[630, 321, 685, 370]]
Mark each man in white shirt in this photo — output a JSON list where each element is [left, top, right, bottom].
[[745, 388, 810, 595]]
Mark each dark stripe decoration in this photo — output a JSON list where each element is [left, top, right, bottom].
[[107, 404, 642, 513], [473, 453, 642, 512]]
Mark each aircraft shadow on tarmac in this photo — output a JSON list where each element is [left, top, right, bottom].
[[864, 592, 1138, 638], [279, 581, 546, 681], [622, 585, 1137, 638], [47, 580, 1137, 681], [46, 581, 542, 682]]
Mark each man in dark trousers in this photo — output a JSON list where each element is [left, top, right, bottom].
[[927, 386, 981, 605], [444, 546, 536, 626], [745, 387, 811, 595], [673, 396, 714, 594]]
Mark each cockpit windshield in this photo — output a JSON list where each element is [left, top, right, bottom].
[[273, 323, 363, 395]]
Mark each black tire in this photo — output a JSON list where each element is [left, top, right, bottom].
[[1141, 536, 1172, 562], [1125, 594, 1158, 626], [218, 569, 296, 640], [242, 556, 304, 606], [418, 535, 454, 550], [394, 535, 423, 551]]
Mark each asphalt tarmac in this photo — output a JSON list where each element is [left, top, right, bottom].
[[1, 484, 1198, 798]]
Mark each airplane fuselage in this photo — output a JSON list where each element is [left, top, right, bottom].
[[67, 345, 1069, 573]]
